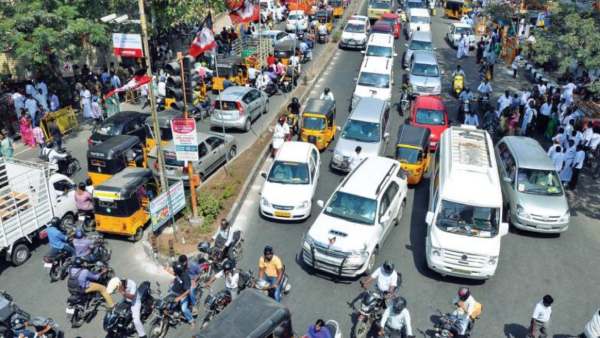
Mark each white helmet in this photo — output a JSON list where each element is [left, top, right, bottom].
[[106, 277, 122, 294]]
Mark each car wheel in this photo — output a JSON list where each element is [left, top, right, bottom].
[[243, 119, 251, 132], [364, 248, 378, 275], [131, 227, 144, 242], [226, 146, 237, 161]]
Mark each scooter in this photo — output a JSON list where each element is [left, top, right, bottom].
[[200, 286, 232, 328], [317, 31, 328, 44]]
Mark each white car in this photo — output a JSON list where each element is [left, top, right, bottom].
[[349, 15, 371, 30], [259, 142, 320, 221], [286, 10, 309, 32], [339, 19, 369, 49], [446, 22, 476, 49], [302, 156, 408, 277]]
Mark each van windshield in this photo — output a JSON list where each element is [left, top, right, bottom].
[[358, 72, 390, 89], [516, 168, 563, 196], [436, 200, 499, 237], [410, 16, 430, 24], [341, 119, 380, 143], [409, 40, 433, 51], [366, 45, 393, 58], [324, 191, 377, 225]]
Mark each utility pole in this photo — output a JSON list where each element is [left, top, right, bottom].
[[137, 0, 168, 192]]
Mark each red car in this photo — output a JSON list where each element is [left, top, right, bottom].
[[371, 20, 395, 37], [410, 95, 448, 151], [380, 13, 401, 39]]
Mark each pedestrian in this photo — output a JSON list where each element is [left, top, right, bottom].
[[537, 99, 552, 135], [48, 121, 62, 149], [24, 94, 38, 121], [35, 79, 48, 110], [110, 71, 121, 90], [476, 38, 484, 64], [349, 146, 364, 171], [569, 145, 585, 189], [32, 124, 45, 154], [456, 34, 467, 59], [18, 111, 35, 148], [49, 92, 60, 112], [10, 91, 25, 118], [559, 141, 575, 184], [550, 146, 564, 173], [520, 102, 536, 136], [139, 83, 149, 109], [562, 80, 577, 105], [528, 295, 553, 338], [508, 108, 520, 136], [25, 80, 35, 97], [79, 85, 93, 119], [0, 132, 14, 159], [581, 308, 600, 338], [106, 278, 144, 337], [477, 79, 493, 96], [464, 111, 480, 127], [91, 96, 104, 124], [497, 90, 511, 117], [512, 53, 522, 78]]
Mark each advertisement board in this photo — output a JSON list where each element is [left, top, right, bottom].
[[149, 181, 186, 231], [112, 33, 143, 57], [171, 118, 199, 162]]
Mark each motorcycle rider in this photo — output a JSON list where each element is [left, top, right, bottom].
[[379, 297, 414, 338], [452, 65, 466, 78], [258, 245, 284, 302], [361, 261, 399, 303], [67, 257, 114, 308], [320, 88, 335, 102], [306, 318, 332, 338], [271, 116, 290, 158], [46, 216, 75, 256], [10, 316, 36, 338], [287, 97, 301, 116], [72, 228, 96, 261], [41, 142, 68, 173], [75, 182, 93, 218], [107, 277, 146, 338], [171, 262, 195, 327], [206, 259, 240, 300], [452, 287, 479, 337], [212, 218, 235, 260], [317, 21, 329, 41], [255, 68, 273, 92]]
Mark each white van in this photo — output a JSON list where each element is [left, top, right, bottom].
[[425, 125, 509, 280], [405, 8, 431, 38], [352, 56, 393, 108], [364, 33, 396, 59]]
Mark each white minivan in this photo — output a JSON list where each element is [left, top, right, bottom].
[[425, 125, 509, 280], [405, 8, 431, 38], [364, 33, 396, 59], [352, 56, 393, 108]]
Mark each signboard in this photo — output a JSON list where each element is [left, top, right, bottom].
[[171, 118, 199, 162], [149, 181, 186, 231], [112, 33, 143, 58]]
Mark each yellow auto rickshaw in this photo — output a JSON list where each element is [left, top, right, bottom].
[[445, 0, 469, 19], [93, 167, 158, 241], [315, 9, 334, 33], [299, 98, 336, 151], [395, 124, 431, 185], [211, 56, 248, 92], [87, 135, 147, 186], [330, 0, 344, 18], [144, 109, 182, 151]]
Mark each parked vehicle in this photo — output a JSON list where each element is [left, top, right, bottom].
[[0, 159, 78, 266], [200, 287, 232, 328], [425, 126, 509, 279], [87, 135, 147, 186], [495, 137, 570, 233], [197, 231, 244, 273], [210, 86, 269, 132], [303, 156, 408, 277]]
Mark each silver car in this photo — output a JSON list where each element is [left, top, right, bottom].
[[403, 30, 433, 68], [210, 86, 269, 132], [148, 131, 237, 184], [330, 98, 390, 172], [409, 51, 442, 95], [495, 136, 570, 233]]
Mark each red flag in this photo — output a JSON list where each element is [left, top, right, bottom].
[[188, 14, 217, 57], [229, 0, 260, 24], [104, 74, 151, 99]]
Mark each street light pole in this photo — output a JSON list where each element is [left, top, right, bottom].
[[137, 0, 168, 193]]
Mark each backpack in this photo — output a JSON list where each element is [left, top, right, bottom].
[[67, 269, 84, 295]]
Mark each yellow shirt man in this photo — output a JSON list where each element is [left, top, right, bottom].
[[259, 255, 283, 278]]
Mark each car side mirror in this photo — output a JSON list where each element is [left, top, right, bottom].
[[317, 200, 324, 208], [425, 211, 434, 225], [380, 214, 390, 224], [261, 171, 267, 179], [361, 50, 366, 54], [500, 222, 509, 236], [404, 43, 408, 47], [503, 176, 513, 183], [393, 53, 398, 57]]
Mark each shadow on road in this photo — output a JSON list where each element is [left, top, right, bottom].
[[567, 172, 600, 220], [503, 323, 529, 338]]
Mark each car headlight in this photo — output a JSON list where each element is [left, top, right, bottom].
[[559, 210, 570, 223], [261, 197, 271, 208], [431, 246, 443, 257], [516, 204, 530, 220], [297, 200, 310, 209], [302, 233, 315, 249], [333, 151, 343, 162], [488, 256, 498, 265]]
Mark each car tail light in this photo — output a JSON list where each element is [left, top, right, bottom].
[[88, 138, 93, 145], [236, 101, 245, 115]]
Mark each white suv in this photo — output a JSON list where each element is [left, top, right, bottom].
[[302, 156, 408, 277], [260, 141, 320, 221]]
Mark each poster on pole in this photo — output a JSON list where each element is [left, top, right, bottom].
[[149, 181, 186, 231], [171, 118, 199, 162], [112, 33, 143, 57]]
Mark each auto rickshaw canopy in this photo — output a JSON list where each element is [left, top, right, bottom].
[[215, 56, 247, 77], [302, 98, 336, 121], [87, 135, 142, 161], [274, 40, 297, 60], [194, 289, 293, 338], [445, 0, 465, 9], [93, 167, 154, 200], [145, 109, 182, 143], [396, 124, 431, 161]]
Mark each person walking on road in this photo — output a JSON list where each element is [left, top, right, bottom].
[[0, 132, 14, 159], [18, 111, 35, 148], [581, 308, 600, 338], [456, 34, 467, 59], [520, 102, 537, 136], [569, 145, 586, 190], [528, 295, 553, 338]]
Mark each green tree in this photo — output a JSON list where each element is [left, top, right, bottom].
[[150, 0, 225, 32]]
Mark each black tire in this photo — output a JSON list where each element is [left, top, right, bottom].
[[82, 219, 95, 233], [363, 248, 378, 276], [352, 320, 370, 338], [243, 119, 251, 132], [71, 309, 85, 328], [150, 319, 168, 338], [11, 243, 30, 266], [49, 264, 61, 282], [62, 213, 76, 228], [131, 227, 144, 242], [226, 146, 237, 161]]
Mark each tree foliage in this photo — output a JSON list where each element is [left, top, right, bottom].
[[484, 2, 515, 24], [150, 0, 225, 31]]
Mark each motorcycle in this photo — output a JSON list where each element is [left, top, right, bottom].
[[399, 87, 412, 115], [28, 316, 64, 338], [325, 319, 342, 338], [241, 268, 291, 300], [56, 150, 81, 177], [352, 290, 385, 338], [452, 74, 464, 97], [149, 284, 189, 338], [200, 286, 232, 328], [317, 31, 328, 44], [78, 211, 95, 233], [103, 281, 155, 338], [43, 250, 72, 283], [432, 309, 478, 338], [65, 262, 114, 328], [197, 230, 244, 272], [0, 291, 31, 337]]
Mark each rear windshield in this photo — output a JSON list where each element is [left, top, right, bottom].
[[214, 101, 237, 110], [366, 45, 393, 58], [370, 0, 391, 9], [416, 108, 445, 125], [94, 122, 122, 136], [409, 40, 433, 51]]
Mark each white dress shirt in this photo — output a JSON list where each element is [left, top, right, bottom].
[[380, 307, 413, 335]]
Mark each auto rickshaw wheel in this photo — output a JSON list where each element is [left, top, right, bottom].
[[131, 227, 144, 242]]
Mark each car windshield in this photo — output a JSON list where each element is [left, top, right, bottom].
[[436, 200, 499, 237], [164, 151, 183, 166], [373, 24, 392, 33], [407, 1, 426, 8], [396, 147, 421, 164], [267, 161, 309, 184], [345, 23, 365, 33], [94, 122, 122, 136], [341, 119, 380, 143], [455, 27, 473, 35], [324, 191, 377, 225], [303, 116, 326, 130], [358, 72, 390, 89], [516, 168, 563, 196], [214, 100, 238, 110], [409, 40, 433, 51], [411, 63, 439, 77], [416, 108, 445, 125], [410, 16, 430, 24], [370, 0, 391, 9], [366, 45, 393, 58], [288, 14, 304, 20]]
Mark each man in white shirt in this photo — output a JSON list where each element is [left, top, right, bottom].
[[583, 121, 594, 146], [562, 82, 577, 104], [320, 87, 335, 102], [569, 145, 586, 189], [247, 66, 258, 86], [271, 116, 289, 157], [583, 308, 600, 338], [477, 79, 493, 96], [361, 261, 398, 296], [207, 260, 240, 299], [24, 95, 38, 120], [537, 81, 547, 96], [538, 100, 552, 134], [107, 278, 145, 338], [521, 102, 536, 136], [497, 91, 511, 116], [11, 92, 25, 117], [379, 297, 413, 337], [25, 81, 35, 96], [453, 287, 479, 336], [348, 146, 365, 172], [550, 146, 564, 173], [529, 295, 553, 338]]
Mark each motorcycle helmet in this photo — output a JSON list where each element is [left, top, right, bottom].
[[292, 97, 299, 104], [11, 315, 27, 330], [197, 241, 211, 254], [74, 228, 84, 239], [49, 216, 61, 228], [222, 260, 234, 272], [392, 297, 407, 314], [73, 257, 83, 268], [382, 260, 394, 275], [457, 287, 470, 301], [263, 245, 274, 256]]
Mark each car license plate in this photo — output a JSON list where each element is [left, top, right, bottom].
[[274, 211, 291, 218], [65, 307, 75, 314], [453, 268, 471, 274], [43, 262, 52, 268]]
